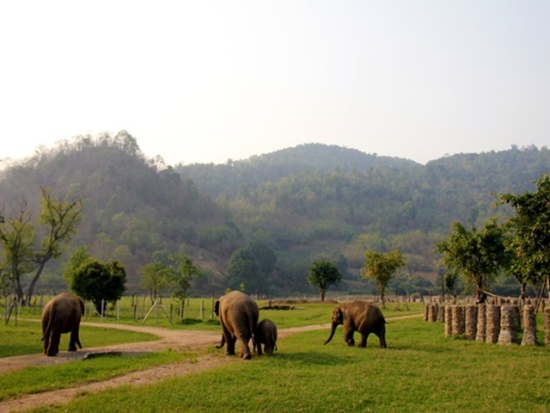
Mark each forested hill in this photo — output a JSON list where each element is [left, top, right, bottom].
[[174, 143, 420, 197], [1, 135, 549, 297]]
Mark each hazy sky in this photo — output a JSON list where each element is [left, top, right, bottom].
[[1, 1, 549, 166]]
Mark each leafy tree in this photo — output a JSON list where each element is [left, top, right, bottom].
[[500, 174, 550, 303], [435, 218, 507, 304], [226, 248, 261, 294], [166, 252, 200, 301], [0, 188, 83, 304], [307, 260, 342, 301], [249, 241, 277, 276], [67, 259, 126, 314], [139, 262, 170, 301], [361, 250, 405, 306]]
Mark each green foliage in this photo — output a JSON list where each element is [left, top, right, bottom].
[[436, 218, 508, 303], [2, 138, 550, 298], [500, 174, 550, 296], [226, 248, 261, 294], [0, 188, 83, 303], [139, 262, 171, 300], [307, 260, 342, 301], [166, 252, 200, 300], [362, 250, 405, 305], [67, 259, 127, 313]]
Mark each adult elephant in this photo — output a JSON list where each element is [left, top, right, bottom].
[[41, 292, 85, 357], [214, 291, 259, 360], [254, 318, 278, 356], [324, 301, 387, 348]]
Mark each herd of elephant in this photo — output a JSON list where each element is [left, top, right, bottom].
[[40, 290, 388, 358]]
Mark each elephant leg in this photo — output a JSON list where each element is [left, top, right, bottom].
[[69, 329, 79, 351], [255, 339, 263, 355], [43, 335, 50, 355], [48, 332, 61, 357], [359, 333, 368, 348], [377, 333, 387, 348], [344, 328, 355, 346], [226, 336, 237, 356]]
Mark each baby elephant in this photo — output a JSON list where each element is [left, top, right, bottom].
[[254, 319, 278, 355]]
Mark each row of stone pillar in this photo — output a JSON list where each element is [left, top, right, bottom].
[[424, 303, 549, 346]]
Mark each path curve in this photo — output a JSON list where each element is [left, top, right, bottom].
[[0, 314, 421, 412]]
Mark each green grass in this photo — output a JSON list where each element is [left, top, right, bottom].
[[0, 350, 190, 402], [6, 300, 549, 412], [22, 316, 550, 413], [0, 320, 159, 358]]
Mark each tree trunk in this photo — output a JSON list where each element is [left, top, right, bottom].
[[519, 282, 526, 307], [25, 260, 48, 306]]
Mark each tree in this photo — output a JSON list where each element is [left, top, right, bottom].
[[500, 174, 550, 304], [139, 262, 170, 301], [166, 252, 200, 301], [0, 188, 83, 304], [226, 248, 261, 294], [307, 260, 342, 301], [435, 218, 507, 304], [361, 250, 405, 306], [67, 258, 126, 314]]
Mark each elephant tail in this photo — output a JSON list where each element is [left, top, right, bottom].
[[247, 312, 257, 344]]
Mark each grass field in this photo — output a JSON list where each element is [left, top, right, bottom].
[[2, 299, 550, 412]]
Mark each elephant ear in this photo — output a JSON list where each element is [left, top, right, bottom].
[[214, 300, 220, 316], [333, 307, 343, 324]]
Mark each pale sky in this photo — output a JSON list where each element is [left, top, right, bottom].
[[1, 1, 549, 166]]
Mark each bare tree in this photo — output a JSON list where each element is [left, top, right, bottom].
[[0, 188, 83, 304]]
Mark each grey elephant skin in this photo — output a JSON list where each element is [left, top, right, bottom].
[[214, 291, 259, 359], [324, 301, 387, 348], [41, 292, 85, 357], [254, 318, 278, 356]]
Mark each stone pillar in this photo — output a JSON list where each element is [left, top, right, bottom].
[[451, 305, 465, 336], [437, 304, 445, 322], [476, 304, 486, 342], [444, 305, 453, 337], [486, 304, 501, 343], [424, 303, 429, 322], [498, 304, 518, 345], [431, 303, 439, 322], [521, 305, 536, 346], [465, 305, 477, 340]]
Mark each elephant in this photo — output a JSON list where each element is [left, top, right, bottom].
[[254, 318, 278, 356], [324, 301, 387, 348], [41, 292, 85, 357], [214, 290, 259, 360]]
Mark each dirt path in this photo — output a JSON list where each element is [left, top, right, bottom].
[[0, 314, 421, 412]]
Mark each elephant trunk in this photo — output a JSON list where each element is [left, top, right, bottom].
[[324, 322, 338, 345]]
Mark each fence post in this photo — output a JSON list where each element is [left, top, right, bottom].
[[444, 306, 453, 337], [200, 300, 204, 320], [465, 305, 477, 340], [521, 305, 536, 346], [476, 304, 486, 342], [498, 304, 517, 345]]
